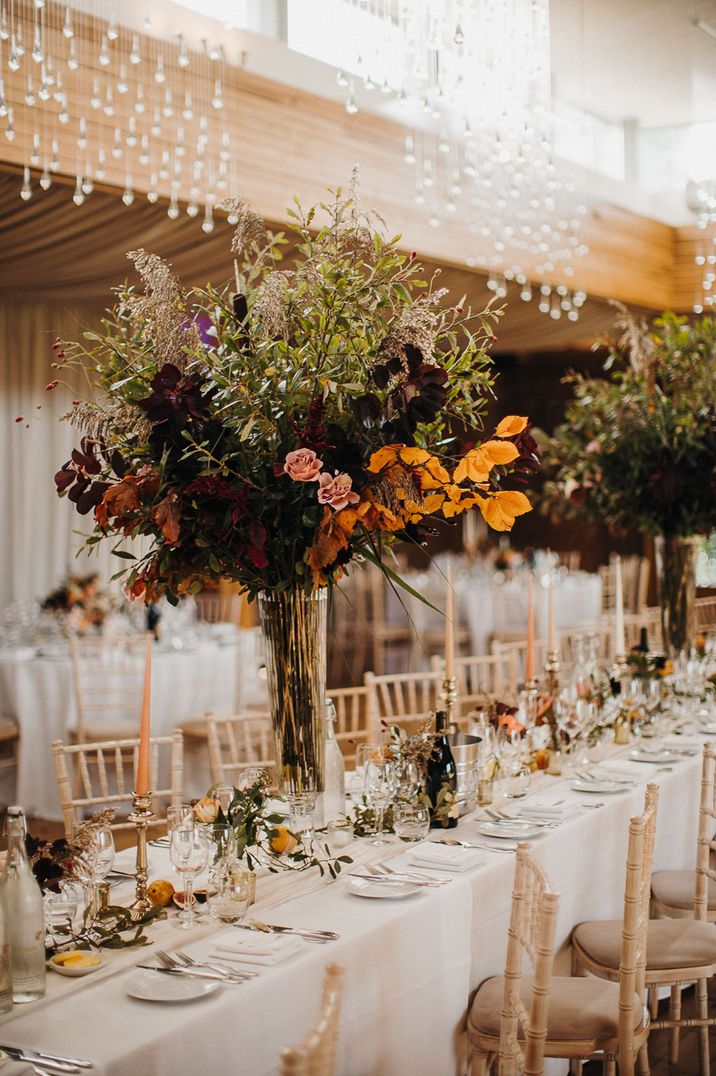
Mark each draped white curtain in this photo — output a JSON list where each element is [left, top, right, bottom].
[[0, 299, 118, 611]]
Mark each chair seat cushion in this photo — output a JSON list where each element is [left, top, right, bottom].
[[468, 975, 643, 1043], [652, 869, 716, 912], [573, 918, 716, 972]]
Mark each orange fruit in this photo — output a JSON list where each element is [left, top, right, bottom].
[[147, 879, 175, 907], [270, 825, 298, 855]]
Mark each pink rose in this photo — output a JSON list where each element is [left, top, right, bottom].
[[585, 439, 602, 455], [283, 448, 323, 482], [317, 472, 360, 511]]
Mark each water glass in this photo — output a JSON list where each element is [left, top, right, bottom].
[[167, 804, 195, 829], [169, 823, 209, 930], [393, 802, 430, 842], [364, 755, 396, 845], [207, 861, 255, 924]]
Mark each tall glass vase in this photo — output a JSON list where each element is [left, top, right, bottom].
[[258, 588, 327, 837], [655, 535, 699, 658]]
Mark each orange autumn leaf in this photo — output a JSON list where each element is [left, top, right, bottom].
[[478, 489, 532, 531], [306, 508, 351, 573], [421, 455, 450, 489], [421, 492, 446, 514], [495, 415, 528, 438], [480, 440, 520, 467], [453, 448, 492, 484], [152, 491, 181, 544], [396, 446, 431, 467]]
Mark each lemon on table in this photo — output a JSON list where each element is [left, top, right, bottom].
[[147, 879, 175, 907], [270, 825, 298, 855]]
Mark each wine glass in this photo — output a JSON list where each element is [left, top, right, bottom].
[[364, 754, 396, 845], [169, 823, 209, 930], [92, 826, 115, 884]]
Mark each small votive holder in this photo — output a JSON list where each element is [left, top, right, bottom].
[[326, 818, 354, 854], [207, 862, 256, 924], [393, 802, 430, 843], [547, 748, 563, 776]]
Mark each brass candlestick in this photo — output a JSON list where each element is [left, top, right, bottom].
[[544, 651, 561, 700], [127, 790, 154, 921], [522, 677, 539, 724], [441, 676, 458, 727]]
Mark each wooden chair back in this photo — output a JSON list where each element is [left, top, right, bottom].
[[498, 842, 559, 1076], [364, 669, 439, 736], [280, 963, 344, 1076], [600, 555, 649, 614], [557, 551, 581, 572], [696, 595, 716, 632], [432, 651, 519, 710], [205, 710, 275, 787], [491, 639, 548, 685], [52, 731, 184, 837], [695, 744, 716, 922], [194, 592, 242, 624], [70, 634, 149, 743], [616, 783, 659, 1070], [621, 607, 663, 652], [327, 686, 373, 767], [328, 568, 377, 685]]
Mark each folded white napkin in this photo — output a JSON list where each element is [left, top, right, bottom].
[[210, 933, 302, 966], [406, 843, 483, 873], [514, 802, 579, 821]]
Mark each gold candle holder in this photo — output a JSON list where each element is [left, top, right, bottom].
[[127, 790, 155, 921], [522, 677, 540, 724], [544, 651, 560, 700], [441, 676, 458, 727]]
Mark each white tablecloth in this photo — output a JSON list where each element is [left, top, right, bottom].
[[0, 740, 703, 1075], [0, 630, 264, 819]]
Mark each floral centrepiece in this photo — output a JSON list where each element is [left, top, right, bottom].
[[41, 572, 113, 635], [544, 308, 716, 655], [52, 184, 536, 809], [192, 773, 351, 878], [53, 186, 535, 601]]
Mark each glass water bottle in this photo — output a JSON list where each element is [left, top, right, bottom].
[[2, 806, 46, 1002]]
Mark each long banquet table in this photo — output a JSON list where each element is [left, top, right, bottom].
[[0, 630, 264, 819], [0, 738, 705, 1076]]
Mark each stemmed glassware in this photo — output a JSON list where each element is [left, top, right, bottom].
[[72, 824, 115, 917], [364, 752, 396, 845], [169, 822, 209, 930]]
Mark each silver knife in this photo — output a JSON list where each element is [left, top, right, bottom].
[[239, 919, 339, 940], [0, 1045, 92, 1069], [0, 1047, 80, 1073], [137, 964, 243, 984]]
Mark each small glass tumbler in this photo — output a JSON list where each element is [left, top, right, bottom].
[[393, 802, 430, 842], [501, 765, 531, 800], [208, 862, 256, 925], [326, 818, 354, 854]]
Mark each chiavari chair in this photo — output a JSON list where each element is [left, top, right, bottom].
[[622, 608, 663, 652], [280, 963, 344, 1076], [431, 651, 519, 712], [696, 595, 716, 632], [573, 781, 716, 1074], [600, 555, 649, 615], [52, 730, 183, 837], [194, 592, 242, 625], [364, 669, 440, 736], [204, 710, 275, 787], [327, 685, 373, 768], [468, 837, 650, 1076], [70, 634, 148, 744]]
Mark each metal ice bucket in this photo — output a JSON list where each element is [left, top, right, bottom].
[[448, 732, 481, 815]]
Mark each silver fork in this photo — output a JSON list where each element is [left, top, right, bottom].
[[486, 808, 558, 829], [174, 949, 257, 980], [369, 862, 448, 886], [154, 950, 245, 984]]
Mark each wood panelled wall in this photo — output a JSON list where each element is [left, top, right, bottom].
[[0, 11, 701, 314]]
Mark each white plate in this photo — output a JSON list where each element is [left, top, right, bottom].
[[477, 820, 544, 840], [629, 749, 680, 765], [571, 778, 629, 795], [125, 969, 219, 1003], [346, 877, 421, 900]]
